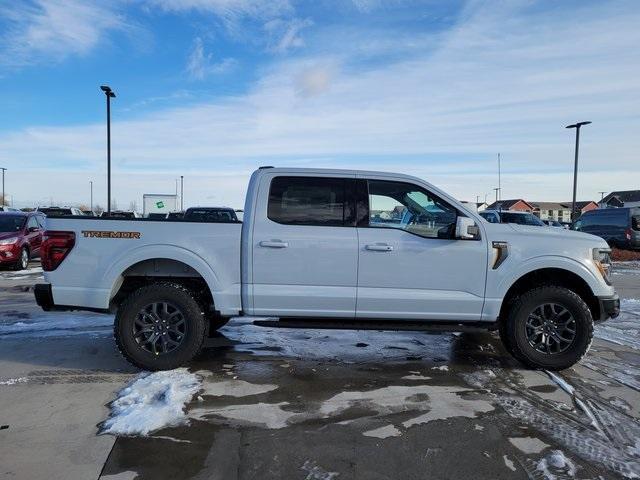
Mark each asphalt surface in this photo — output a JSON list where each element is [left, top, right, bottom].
[[1, 262, 639, 480]]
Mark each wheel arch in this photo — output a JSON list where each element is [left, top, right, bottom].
[[105, 245, 220, 312], [498, 267, 600, 324]]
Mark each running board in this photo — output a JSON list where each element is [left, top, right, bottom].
[[252, 318, 497, 333]]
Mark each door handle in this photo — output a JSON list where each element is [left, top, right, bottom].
[[365, 243, 393, 252], [259, 240, 289, 248]]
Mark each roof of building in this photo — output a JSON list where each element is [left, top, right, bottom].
[[601, 190, 640, 204], [486, 199, 534, 210]]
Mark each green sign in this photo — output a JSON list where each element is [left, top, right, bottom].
[[156, 201, 165, 209]]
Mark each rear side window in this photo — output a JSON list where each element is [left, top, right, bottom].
[[268, 176, 349, 226], [632, 216, 640, 231]]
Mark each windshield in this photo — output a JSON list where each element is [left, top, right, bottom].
[[499, 212, 545, 226], [0, 216, 26, 232]]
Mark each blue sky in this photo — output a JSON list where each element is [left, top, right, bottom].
[[0, 0, 639, 209]]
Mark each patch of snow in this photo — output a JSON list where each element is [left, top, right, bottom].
[[362, 424, 402, 439], [200, 379, 278, 398], [0, 266, 43, 278], [401, 374, 431, 380], [402, 388, 494, 427], [545, 371, 575, 396], [191, 401, 294, 429], [509, 436, 550, 454], [431, 365, 449, 371], [503, 454, 517, 472], [301, 460, 339, 480], [100, 368, 201, 436], [0, 312, 113, 338], [536, 450, 577, 480], [0, 377, 28, 386]]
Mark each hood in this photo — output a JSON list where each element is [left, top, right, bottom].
[[483, 222, 608, 249], [0, 231, 22, 241]]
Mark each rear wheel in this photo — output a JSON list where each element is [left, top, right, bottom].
[[13, 248, 29, 271], [500, 285, 593, 370], [114, 282, 207, 370]]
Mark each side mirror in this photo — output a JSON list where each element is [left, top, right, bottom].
[[456, 216, 479, 239], [28, 226, 39, 233]]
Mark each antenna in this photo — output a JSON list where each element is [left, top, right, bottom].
[[598, 191, 606, 201]]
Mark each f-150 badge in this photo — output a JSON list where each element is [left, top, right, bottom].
[[81, 230, 141, 239]]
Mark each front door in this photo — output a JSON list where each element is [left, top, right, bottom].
[[251, 174, 359, 317], [356, 178, 487, 321]]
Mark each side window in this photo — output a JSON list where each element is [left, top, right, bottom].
[[27, 217, 39, 229], [268, 176, 349, 227], [36, 215, 46, 228], [367, 180, 457, 239]]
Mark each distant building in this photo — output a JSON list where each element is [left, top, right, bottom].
[[599, 190, 640, 209], [486, 199, 534, 212], [485, 199, 597, 222]]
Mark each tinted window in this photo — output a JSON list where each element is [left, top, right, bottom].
[[480, 212, 499, 223], [185, 209, 238, 222], [500, 212, 545, 226], [36, 215, 46, 228], [632, 216, 640, 231], [0, 216, 25, 232], [268, 176, 349, 226], [38, 208, 72, 216], [27, 217, 39, 229], [367, 180, 457, 239]]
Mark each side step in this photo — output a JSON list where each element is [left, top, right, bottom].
[[252, 318, 497, 333]]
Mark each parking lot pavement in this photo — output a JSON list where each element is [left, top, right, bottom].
[[1, 263, 640, 479]]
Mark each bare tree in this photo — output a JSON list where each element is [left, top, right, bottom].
[[94, 204, 104, 215], [128, 200, 138, 213]]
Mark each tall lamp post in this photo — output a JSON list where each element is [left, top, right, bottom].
[[100, 85, 116, 214], [566, 121, 591, 222], [180, 175, 184, 212], [89, 181, 93, 213], [0, 167, 6, 206]]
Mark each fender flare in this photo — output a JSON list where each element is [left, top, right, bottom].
[[496, 255, 604, 299], [104, 244, 221, 302]]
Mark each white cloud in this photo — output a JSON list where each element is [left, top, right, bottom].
[[1, 1, 640, 207], [264, 17, 313, 53], [186, 37, 236, 80], [0, 0, 128, 68], [145, 0, 292, 22]]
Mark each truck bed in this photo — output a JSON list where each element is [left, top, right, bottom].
[[42, 216, 243, 314]]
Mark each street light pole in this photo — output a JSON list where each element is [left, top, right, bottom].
[[90, 181, 93, 213], [566, 121, 591, 222], [0, 167, 6, 206], [180, 175, 184, 211], [493, 187, 500, 203], [100, 85, 116, 214]]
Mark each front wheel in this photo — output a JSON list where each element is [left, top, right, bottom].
[[114, 282, 207, 370], [500, 285, 593, 370], [13, 248, 29, 271]]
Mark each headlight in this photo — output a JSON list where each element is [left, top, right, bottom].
[[0, 237, 19, 245], [593, 248, 612, 285]]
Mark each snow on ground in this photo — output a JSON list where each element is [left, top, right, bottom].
[[100, 369, 202, 436], [0, 312, 113, 338], [0, 266, 43, 279], [536, 450, 577, 480], [595, 299, 640, 351]]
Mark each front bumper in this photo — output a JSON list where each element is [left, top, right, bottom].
[[0, 244, 20, 263], [597, 294, 620, 321]]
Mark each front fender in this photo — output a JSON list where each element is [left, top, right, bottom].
[[495, 255, 610, 299]]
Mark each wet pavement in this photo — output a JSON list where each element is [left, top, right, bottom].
[[1, 262, 640, 479]]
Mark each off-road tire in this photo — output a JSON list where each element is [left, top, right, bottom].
[[13, 247, 29, 271], [114, 282, 207, 370], [501, 285, 594, 370]]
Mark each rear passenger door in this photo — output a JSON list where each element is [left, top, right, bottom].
[[250, 174, 359, 317]]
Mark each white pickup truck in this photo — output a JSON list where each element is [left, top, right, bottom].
[[35, 167, 619, 371]]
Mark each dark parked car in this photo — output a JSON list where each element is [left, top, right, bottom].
[[36, 206, 84, 216], [574, 207, 640, 250], [479, 210, 546, 226], [183, 207, 239, 222], [101, 211, 140, 219], [543, 219, 566, 228], [0, 212, 45, 270]]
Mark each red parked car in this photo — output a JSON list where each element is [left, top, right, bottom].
[[0, 212, 45, 270]]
